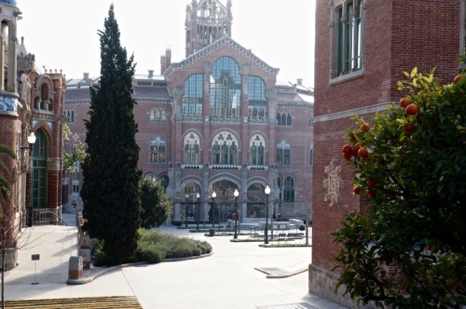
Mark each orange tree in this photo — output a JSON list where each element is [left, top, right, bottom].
[[334, 67, 466, 308]]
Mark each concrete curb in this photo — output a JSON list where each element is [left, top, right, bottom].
[[67, 252, 214, 285]]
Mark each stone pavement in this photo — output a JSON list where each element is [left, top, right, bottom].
[[3, 214, 348, 309]]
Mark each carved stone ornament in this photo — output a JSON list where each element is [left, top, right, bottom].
[[323, 158, 344, 207]]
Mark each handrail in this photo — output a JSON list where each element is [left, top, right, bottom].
[[32, 209, 68, 226]]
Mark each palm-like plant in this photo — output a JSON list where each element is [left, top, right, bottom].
[[0, 144, 16, 309], [0, 144, 16, 217]]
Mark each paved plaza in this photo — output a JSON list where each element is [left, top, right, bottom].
[[2, 214, 347, 308]]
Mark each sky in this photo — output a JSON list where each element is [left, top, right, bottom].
[[17, 0, 315, 87]]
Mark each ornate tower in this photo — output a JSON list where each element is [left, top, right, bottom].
[[185, 0, 232, 57]]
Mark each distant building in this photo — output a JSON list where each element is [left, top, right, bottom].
[[311, 0, 463, 307], [0, 0, 66, 270], [64, 0, 314, 224]]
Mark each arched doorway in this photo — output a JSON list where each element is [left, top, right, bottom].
[[246, 183, 267, 219], [211, 180, 238, 223], [181, 182, 201, 226]]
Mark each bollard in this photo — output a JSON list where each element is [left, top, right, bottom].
[[79, 248, 91, 269], [68, 256, 83, 279]]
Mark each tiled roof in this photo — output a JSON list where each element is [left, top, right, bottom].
[[277, 92, 313, 105], [64, 86, 171, 103], [65, 88, 91, 102], [133, 86, 171, 98]]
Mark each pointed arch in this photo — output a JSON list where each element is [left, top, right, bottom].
[[183, 132, 201, 164], [209, 56, 241, 118], [211, 131, 239, 165], [249, 134, 266, 165]]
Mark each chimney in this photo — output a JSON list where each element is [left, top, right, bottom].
[[160, 48, 172, 75], [297, 78, 303, 86], [83, 72, 89, 80], [148, 70, 154, 79]]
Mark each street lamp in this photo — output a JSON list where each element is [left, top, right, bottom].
[[233, 189, 239, 239], [264, 185, 271, 244], [196, 192, 200, 231], [211, 191, 216, 228], [185, 193, 189, 228]]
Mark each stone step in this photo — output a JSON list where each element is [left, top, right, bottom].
[[4, 296, 142, 309]]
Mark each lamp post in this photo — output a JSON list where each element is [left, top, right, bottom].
[[233, 189, 239, 239], [23, 132, 36, 227], [195, 192, 200, 231], [185, 193, 189, 228], [264, 185, 270, 244], [211, 191, 216, 228]]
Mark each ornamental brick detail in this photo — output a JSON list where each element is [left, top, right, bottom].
[[323, 158, 343, 207]]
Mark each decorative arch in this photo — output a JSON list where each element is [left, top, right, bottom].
[[210, 56, 241, 118], [32, 123, 52, 153], [249, 134, 266, 165], [183, 131, 201, 164], [209, 174, 241, 190], [35, 76, 54, 111], [211, 131, 239, 165]]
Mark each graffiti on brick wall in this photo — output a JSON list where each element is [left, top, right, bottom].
[[323, 158, 344, 207]]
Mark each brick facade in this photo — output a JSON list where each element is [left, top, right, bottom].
[[64, 0, 313, 223], [311, 0, 463, 306], [0, 0, 66, 271]]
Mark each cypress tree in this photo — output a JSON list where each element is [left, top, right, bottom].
[[81, 4, 141, 265]]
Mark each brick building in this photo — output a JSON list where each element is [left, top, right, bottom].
[[0, 0, 66, 270], [310, 0, 464, 306], [64, 0, 313, 224]]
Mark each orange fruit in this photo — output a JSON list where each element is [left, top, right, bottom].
[[405, 104, 419, 116], [367, 179, 377, 187], [360, 123, 370, 132], [342, 144, 352, 155], [353, 186, 361, 195], [358, 147, 368, 158], [366, 189, 376, 197], [404, 123, 415, 132], [343, 152, 352, 160], [453, 74, 463, 84], [400, 97, 410, 108]]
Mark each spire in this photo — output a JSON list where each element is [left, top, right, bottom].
[[17, 36, 28, 57], [185, 0, 233, 57]]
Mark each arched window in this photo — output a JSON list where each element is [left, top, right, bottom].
[[284, 176, 295, 202], [249, 134, 266, 165], [183, 132, 201, 164], [210, 57, 241, 118], [183, 74, 203, 115], [150, 137, 166, 164], [276, 140, 291, 166], [211, 132, 239, 165], [248, 76, 267, 120], [40, 84, 48, 110], [32, 130, 48, 208]]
